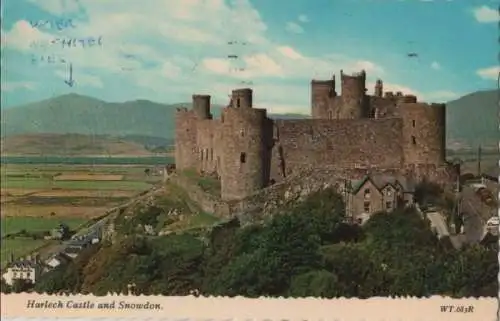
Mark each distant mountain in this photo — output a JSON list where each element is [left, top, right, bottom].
[[1, 90, 497, 151], [1, 94, 180, 140], [0, 94, 308, 145], [446, 89, 498, 150]]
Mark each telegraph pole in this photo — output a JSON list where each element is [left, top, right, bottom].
[[453, 158, 463, 234], [476, 144, 482, 177]]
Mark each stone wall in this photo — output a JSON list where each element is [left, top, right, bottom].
[[270, 117, 405, 182], [169, 174, 232, 218]]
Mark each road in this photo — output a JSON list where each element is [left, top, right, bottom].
[[39, 185, 164, 263], [461, 185, 489, 243]]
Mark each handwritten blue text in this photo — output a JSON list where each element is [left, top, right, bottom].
[[31, 54, 68, 65], [52, 36, 103, 48], [30, 19, 76, 30]]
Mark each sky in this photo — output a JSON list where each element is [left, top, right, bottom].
[[0, 0, 498, 114]]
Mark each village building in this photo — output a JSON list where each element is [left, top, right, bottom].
[[2, 255, 42, 286]]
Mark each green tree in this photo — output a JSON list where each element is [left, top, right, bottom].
[[12, 279, 34, 293], [414, 179, 444, 207], [0, 279, 12, 293], [288, 270, 341, 298]]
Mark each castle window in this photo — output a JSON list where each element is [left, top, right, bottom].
[[205, 149, 209, 160], [200, 149, 204, 160], [411, 136, 416, 145], [240, 152, 246, 163], [364, 188, 371, 199], [236, 98, 241, 108], [328, 110, 333, 119], [210, 149, 213, 161], [363, 201, 370, 213], [386, 201, 392, 210], [412, 120, 416, 127], [240, 129, 245, 137]]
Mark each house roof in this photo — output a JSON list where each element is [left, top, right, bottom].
[[351, 174, 416, 194], [51, 252, 72, 263], [8, 259, 38, 269]]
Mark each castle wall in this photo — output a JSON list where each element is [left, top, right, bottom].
[[220, 107, 271, 201], [196, 119, 218, 174], [192, 95, 212, 119], [269, 118, 405, 182], [311, 80, 335, 118], [339, 71, 368, 119], [174, 109, 198, 171], [397, 102, 446, 166]]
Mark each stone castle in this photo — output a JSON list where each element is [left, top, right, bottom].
[[175, 70, 456, 202]]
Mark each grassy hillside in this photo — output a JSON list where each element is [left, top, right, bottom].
[[446, 89, 498, 149], [21, 186, 498, 297], [1, 90, 496, 151], [1, 133, 169, 156]]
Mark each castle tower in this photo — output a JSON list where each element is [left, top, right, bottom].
[[192, 95, 212, 119], [399, 102, 446, 166], [220, 89, 269, 201], [174, 108, 198, 171], [340, 69, 368, 119], [374, 79, 383, 97], [311, 75, 336, 119], [231, 88, 253, 108]]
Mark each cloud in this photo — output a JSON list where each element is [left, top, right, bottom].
[[472, 5, 499, 23], [27, 0, 83, 15], [430, 61, 441, 70], [298, 15, 309, 23], [3, 0, 458, 113], [1, 81, 37, 92], [277, 46, 304, 60], [285, 22, 304, 34], [423, 90, 460, 102], [476, 66, 499, 80], [54, 69, 103, 88]]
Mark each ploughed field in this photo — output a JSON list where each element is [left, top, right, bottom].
[[0, 163, 162, 268]]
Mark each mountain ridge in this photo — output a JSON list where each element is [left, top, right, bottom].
[[1, 90, 497, 151]]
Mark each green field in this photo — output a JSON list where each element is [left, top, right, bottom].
[[1, 216, 88, 235], [1, 162, 164, 268], [1, 178, 152, 190], [1, 238, 54, 268]]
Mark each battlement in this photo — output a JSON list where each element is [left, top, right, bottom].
[[231, 88, 253, 108], [192, 94, 211, 119], [311, 79, 335, 85], [341, 69, 366, 78], [399, 95, 417, 103]]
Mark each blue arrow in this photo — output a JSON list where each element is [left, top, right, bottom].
[[64, 62, 75, 87]]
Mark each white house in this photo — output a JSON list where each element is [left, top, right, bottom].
[[2, 256, 42, 286]]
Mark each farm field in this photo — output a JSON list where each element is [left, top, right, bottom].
[[1, 162, 164, 267], [0, 238, 56, 268]]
